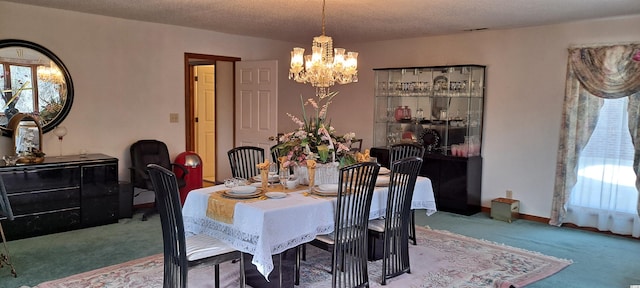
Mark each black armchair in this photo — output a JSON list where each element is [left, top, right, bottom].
[[130, 139, 188, 221]]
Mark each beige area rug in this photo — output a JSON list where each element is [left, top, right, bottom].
[[34, 227, 571, 288]]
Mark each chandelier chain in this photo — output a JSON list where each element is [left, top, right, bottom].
[[321, 0, 326, 36]]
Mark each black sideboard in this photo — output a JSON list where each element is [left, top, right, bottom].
[[0, 154, 119, 240], [370, 147, 482, 215]]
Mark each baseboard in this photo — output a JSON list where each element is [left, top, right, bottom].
[[481, 206, 638, 240]]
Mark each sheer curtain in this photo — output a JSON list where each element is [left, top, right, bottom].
[[565, 97, 640, 236], [550, 43, 640, 238]]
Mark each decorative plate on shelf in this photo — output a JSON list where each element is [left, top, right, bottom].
[[420, 129, 440, 151], [433, 75, 448, 91]]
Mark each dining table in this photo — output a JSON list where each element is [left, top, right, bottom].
[[182, 175, 437, 280]]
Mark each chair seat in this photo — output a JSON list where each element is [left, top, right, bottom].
[[314, 234, 335, 245], [368, 219, 386, 233], [314, 226, 369, 246], [186, 234, 236, 261]]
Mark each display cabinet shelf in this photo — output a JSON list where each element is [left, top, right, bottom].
[[374, 65, 485, 156]]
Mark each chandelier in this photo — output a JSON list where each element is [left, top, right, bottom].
[[289, 0, 358, 97], [37, 61, 64, 84]]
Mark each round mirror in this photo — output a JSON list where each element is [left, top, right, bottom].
[[0, 39, 74, 136]]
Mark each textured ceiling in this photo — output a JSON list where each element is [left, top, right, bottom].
[[5, 0, 640, 44]]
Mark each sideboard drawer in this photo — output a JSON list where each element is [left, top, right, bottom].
[[8, 187, 81, 215], [3, 209, 81, 240], [1, 166, 80, 193]]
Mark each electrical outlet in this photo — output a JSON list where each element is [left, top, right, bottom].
[[506, 190, 513, 199], [169, 113, 179, 123]]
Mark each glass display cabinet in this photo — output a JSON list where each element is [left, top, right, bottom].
[[371, 65, 485, 215], [373, 65, 485, 154]]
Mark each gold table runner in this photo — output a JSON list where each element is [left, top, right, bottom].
[[205, 185, 309, 224], [206, 190, 264, 224]]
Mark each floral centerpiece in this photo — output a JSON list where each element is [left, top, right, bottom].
[[275, 91, 357, 184]]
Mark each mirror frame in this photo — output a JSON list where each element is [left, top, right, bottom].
[[0, 39, 74, 136]]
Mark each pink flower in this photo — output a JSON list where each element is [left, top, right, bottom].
[[287, 113, 305, 127], [336, 142, 350, 153], [633, 50, 640, 62], [306, 98, 319, 109]]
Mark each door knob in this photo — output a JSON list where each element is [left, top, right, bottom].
[[268, 136, 277, 141]]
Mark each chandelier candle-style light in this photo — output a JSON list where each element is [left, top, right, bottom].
[[37, 61, 64, 84], [289, 0, 358, 97]]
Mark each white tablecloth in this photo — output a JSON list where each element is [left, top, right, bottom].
[[182, 176, 436, 279]]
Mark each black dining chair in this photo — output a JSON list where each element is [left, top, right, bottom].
[[302, 162, 380, 288], [228, 146, 265, 180], [349, 139, 363, 152], [368, 157, 423, 285], [147, 164, 245, 288], [130, 139, 189, 221], [0, 176, 17, 277], [388, 143, 424, 245], [270, 144, 282, 173]]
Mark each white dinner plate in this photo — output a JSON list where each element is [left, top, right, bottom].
[[265, 192, 287, 199], [379, 167, 391, 175], [229, 185, 257, 195], [250, 182, 262, 187], [221, 190, 262, 199], [317, 184, 339, 192], [311, 186, 338, 197]]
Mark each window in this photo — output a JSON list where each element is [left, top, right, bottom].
[[1, 61, 63, 126], [567, 97, 639, 234]]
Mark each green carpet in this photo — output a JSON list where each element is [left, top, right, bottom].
[[1, 211, 639, 288], [415, 212, 640, 288], [0, 213, 163, 288]]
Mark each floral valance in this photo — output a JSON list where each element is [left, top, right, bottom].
[[569, 43, 640, 99]]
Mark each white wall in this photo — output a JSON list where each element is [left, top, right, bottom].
[[3, 1, 640, 218], [324, 15, 640, 218], [0, 2, 311, 180]]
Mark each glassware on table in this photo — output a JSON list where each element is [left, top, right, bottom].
[[224, 178, 237, 188], [279, 169, 289, 190], [235, 177, 248, 186], [268, 163, 278, 187]]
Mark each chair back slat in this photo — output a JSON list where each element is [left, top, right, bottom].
[[147, 164, 189, 288], [389, 143, 424, 166], [381, 157, 423, 283], [332, 162, 380, 288], [0, 175, 17, 277], [0, 177, 13, 221], [228, 146, 265, 179]]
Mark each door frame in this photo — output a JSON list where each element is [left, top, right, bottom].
[[184, 53, 240, 151]]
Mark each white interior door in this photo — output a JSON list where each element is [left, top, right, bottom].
[[235, 60, 278, 152], [195, 65, 216, 182]]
